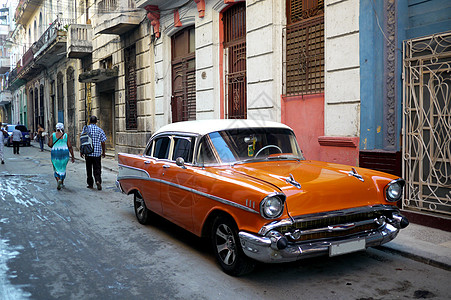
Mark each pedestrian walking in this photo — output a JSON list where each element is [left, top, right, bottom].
[[37, 124, 45, 151], [48, 122, 75, 190], [0, 126, 7, 164], [81, 116, 106, 190], [12, 127, 22, 154]]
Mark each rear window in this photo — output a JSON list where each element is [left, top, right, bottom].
[[16, 125, 28, 132]]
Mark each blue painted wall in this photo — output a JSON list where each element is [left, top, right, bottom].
[[359, 0, 385, 150], [359, 0, 451, 152], [405, 0, 451, 39]]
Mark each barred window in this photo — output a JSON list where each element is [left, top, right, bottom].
[[125, 45, 137, 130], [285, 0, 324, 96]]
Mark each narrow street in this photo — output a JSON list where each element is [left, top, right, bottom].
[[0, 145, 450, 300]]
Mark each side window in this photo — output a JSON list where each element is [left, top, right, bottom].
[[197, 136, 217, 165], [144, 141, 153, 156], [153, 136, 171, 159], [173, 137, 194, 163]]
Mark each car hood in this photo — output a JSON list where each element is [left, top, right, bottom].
[[231, 160, 397, 216]]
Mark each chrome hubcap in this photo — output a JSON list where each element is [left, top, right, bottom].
[[135, 196, 144, 218], [215, 224, 236, 266]]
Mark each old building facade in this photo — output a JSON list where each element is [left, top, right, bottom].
[[4, 0, 450, 226]]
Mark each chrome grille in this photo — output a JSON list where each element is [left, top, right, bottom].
[[269, 206, 398, 243]]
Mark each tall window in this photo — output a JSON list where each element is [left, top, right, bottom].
[[39, 85, 44, 129], [57, 72, 64, 123], [39, 13, 43, 37], [66, 68, 76, 145], [125, 45, 137, 129], [223, 3, 246, 119], [285, 0, 324, 95], [34, 87, 38, 131], [171, 26, 196, 123]]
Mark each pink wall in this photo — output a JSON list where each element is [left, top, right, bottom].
[[281, 94, 359, 166]]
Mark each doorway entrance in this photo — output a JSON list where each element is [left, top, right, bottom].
[[99, 90, 115, 151], [403, 31, 451, 218]]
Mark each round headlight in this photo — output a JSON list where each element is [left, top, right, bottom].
[[385, 179, 405, 202], [260, 195, 284, 219]]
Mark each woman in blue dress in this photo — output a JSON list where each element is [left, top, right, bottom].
[[48, 123, 75, 190]]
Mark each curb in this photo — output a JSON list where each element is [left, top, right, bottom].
[[376, 245, 451, 272]]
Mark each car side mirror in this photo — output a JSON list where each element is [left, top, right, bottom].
[[176, 157, 186, 169]]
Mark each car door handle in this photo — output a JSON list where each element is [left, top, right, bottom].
[[163, 164, 170, 169], [144, 161, 151, 164]]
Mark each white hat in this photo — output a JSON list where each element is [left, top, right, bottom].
[[56, 123, 64, 131]]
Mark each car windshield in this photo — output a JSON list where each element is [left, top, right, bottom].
[[197, 128, 304, 165]]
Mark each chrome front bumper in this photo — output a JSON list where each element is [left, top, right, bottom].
[[239, 221, 402, 263]]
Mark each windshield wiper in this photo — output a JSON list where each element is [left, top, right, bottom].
[[265, 155, 302, 161]]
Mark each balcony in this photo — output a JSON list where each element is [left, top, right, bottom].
[[14, 0, 44, 26], [33, 18, 74, 67], [0, 90, 12, 106], [7, 17, 74, 91], [67, 24, 93, 58], [94, 0, 144, 35], [0, 56, 10, 74], [7, 46, 37, 90], [135, 0, 170, 9]]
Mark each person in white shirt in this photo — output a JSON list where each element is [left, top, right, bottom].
[[12, 127, 22, 154]]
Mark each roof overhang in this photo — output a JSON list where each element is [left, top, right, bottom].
[[78, 67, 119, 83]]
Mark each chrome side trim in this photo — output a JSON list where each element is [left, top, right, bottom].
[[117, 164, 258, 214], [116, 180, 125, 193], [117, 164, 151, 181], [160, 178, 259, 214]]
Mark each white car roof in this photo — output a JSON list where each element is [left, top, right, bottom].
[[153, 119, 292, 136]]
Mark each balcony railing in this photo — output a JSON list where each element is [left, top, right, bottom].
[[14, 0, 26, 21], [67, 24, 93, 58], [94, 0, 142, 35], [19, 46, 34, 72], [98, 0, 118, 13], [14, 0, 43, 26], [0, 56, 10, 73], [33, 17, 75, 58], [98, 0, 136, 12]]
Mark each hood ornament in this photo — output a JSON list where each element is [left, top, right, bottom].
[[348, 168, 364, 182], [286, 173, 302, 189]]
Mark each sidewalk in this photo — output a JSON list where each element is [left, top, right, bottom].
[[31, 141, 451, 271]]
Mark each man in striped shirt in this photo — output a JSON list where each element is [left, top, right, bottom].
[[82, 116, 107, 190]]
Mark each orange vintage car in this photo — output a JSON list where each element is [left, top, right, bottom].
[[117, 119, 409, 276]]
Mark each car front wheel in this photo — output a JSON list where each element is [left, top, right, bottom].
[[211, 215, 255, 276], [134, 192, 151, 224]]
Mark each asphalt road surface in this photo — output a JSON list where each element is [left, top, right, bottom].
[[0, 146, 450, 299]]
